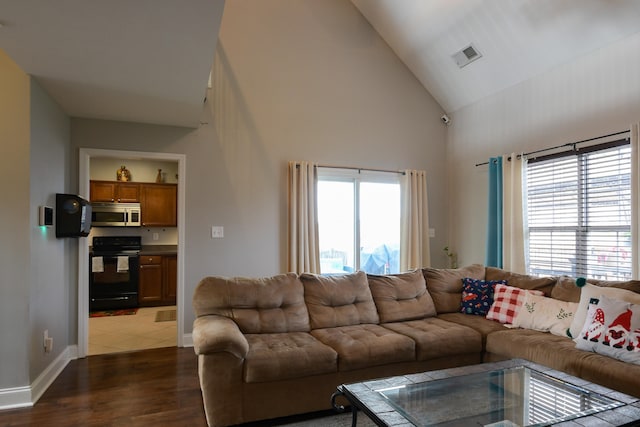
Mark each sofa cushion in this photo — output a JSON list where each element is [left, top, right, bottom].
[[485, 284, 544, 325], [552, 275, 640, 303], [193, 273, 310, 333], [301, 271, 379, 329], [459, 278, 506, 316], [310, 324, 415, 371], [551, 276, 584, 303], [244, 332, 337, 383], [485, 267, 556, 296], [485, 329, 594, 377], [437, 313, 508, 346], [382, 318, 482, 361], [568, 283, 640, 339], [573, 351, 640, 399], [422, 264, 486, 313], [368, 269, 436, 323]]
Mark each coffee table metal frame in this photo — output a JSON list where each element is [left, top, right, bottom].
[[331, 359, 640, 427]]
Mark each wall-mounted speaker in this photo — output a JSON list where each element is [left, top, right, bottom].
[[55, 193, 92, 238]]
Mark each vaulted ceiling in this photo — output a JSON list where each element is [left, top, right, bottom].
[[351, 0, 640, 113], [1, 0, 639, 128]]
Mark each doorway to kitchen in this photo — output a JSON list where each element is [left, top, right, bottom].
[[78, 148, 186, 358]]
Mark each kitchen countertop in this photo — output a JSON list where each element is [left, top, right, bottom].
[[139, 245, 177, 256]]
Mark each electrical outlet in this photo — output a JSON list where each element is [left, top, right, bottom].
[[43, 330, 53, 353], [152, 232, 159, 241]]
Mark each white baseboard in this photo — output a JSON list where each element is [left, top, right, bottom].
[[182, 333, 193, 347], [0, 345, 77, 411], [0, 386, 32, 411], [1, 338, 192, 412], [31, 345, 77, 403]]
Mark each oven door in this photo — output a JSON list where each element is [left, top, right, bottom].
[[89, 254, 139, 311]]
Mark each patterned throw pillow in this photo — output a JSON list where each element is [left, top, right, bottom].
[[460, 278, 507, 316], [513, 293, 578, 337], [575, 294, 640, 365], [568, 283, 640, 339], [486, 284, 544, 324]]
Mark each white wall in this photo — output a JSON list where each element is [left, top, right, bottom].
[[0, 50, 31, 391], [448, 31, 640, 266], [28, 78, 73, 380], [90, 158, 178, 184], [71, 0, 448, 337]]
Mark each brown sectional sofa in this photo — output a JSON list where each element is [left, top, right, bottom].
[[192, 265, 640, 427]]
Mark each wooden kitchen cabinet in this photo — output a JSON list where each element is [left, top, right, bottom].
[[163, 255, 177, 301], [90, 180, 140, 203], [89, 180, 177, 226], [140, 183, 177, 227], [139, 254, 177, 306], [138, 255, 163, 305]]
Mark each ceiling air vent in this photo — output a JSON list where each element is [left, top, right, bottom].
[[452, 44, 482, 68]]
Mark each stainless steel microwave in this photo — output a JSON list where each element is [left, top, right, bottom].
[[91, 202, 141, 227]]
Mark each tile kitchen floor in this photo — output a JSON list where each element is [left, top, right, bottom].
[[88, 305, 177, 356]]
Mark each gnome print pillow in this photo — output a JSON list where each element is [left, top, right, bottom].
[[575, 294, 640, 365]]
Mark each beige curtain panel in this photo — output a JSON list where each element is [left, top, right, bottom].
[[631, 123, 640, 279], [287, 161, 320, 273], [502, 153, 528, 274], [400, 170, 431, 270]]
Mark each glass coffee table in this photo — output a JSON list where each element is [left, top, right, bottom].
[[331, 359, 640, 426]]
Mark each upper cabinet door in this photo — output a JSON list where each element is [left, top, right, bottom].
[[140, 184, 177, 227], [116, 183, 140, 203], [90, 181, 117, 202], [89, 181, 140, 202]]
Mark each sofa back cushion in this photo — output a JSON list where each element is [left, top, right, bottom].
[[301, 271, 379, 329], [422, 264, 486, 313], [552, 276, 640, 303], [193, 273, 310, 334], [367, 269, 437, 323], [485, 267, 556, 296]]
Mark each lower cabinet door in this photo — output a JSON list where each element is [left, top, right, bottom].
[[139, 258, 163, 306], [163, 255, 177, 303]]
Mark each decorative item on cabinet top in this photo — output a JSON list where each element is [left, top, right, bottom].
[[117, 165, 131, 182]]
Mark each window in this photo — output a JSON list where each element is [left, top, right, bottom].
[[317, 169, 400, 275], [526, 140, 631, 280]]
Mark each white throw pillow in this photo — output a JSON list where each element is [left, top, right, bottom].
[[575, 294, 640, 365], [568, 283, 640, 339], [513, 293, 578, 337]]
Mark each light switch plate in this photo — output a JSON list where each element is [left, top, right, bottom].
[[211, 226, 224, 238]]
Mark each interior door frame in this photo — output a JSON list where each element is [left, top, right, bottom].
[[78, 148, 186, 357]]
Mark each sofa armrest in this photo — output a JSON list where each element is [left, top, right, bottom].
[[192, 315, 249, 359]]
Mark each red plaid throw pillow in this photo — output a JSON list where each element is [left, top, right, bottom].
[[486, 284, 544, 324]]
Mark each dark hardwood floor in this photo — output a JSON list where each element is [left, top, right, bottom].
[[0, 347, 208, 427]]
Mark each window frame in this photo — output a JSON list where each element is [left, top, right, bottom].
[[526, 138, 631, 279], [316, 167, 401, 274]]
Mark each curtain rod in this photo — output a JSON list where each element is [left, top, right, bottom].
[[474, 129, 630, 167], [316, 164, 406, 175]]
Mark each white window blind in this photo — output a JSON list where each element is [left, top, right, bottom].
[[528, 377, 583, 423], [527, 141, 631, 280]]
